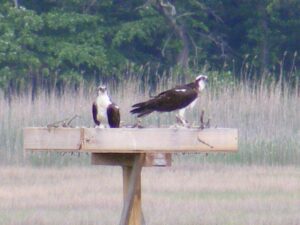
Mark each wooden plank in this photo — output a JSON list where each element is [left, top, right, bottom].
[[24, 127, 238, 153], [120, 154, 145, 225], [92, 153, 137, 166], [23, 127, 82, 151], [91, 153, 172, 167], [84, 128, 238, 153]]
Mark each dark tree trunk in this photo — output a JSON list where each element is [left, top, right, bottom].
[[258, 2, 269, 77], [153, 1, 190, 72], [12, 0, 18, 7], [31, 73, 37, 102]]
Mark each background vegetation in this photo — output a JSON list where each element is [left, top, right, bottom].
[[0, 0, 300, 165], [0, 0, 300, 98], [1, 72, 299, 165], [1, 2, 300, 224]]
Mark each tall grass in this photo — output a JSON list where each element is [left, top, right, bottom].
[[0, 74, 299, 165]]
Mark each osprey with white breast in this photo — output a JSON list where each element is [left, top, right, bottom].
[[92, 85, 120, 128], [130, 75, 208, 125]]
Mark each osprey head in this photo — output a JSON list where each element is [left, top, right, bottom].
[[195, 74, 208, 92], [97, 85, 107, 96]]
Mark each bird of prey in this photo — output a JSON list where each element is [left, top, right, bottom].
[[130, 75, 208, 126], [92, 85, 120, 128]]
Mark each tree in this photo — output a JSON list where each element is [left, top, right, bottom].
[[0, 0, 300, 97]]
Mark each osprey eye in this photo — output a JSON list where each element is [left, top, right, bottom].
[[98, 86, 106, 92]]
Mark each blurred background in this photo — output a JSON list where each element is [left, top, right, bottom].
[[0, 0, 300, 165], [1, 2, 300, 225]]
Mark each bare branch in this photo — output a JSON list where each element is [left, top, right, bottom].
[[196, 31, 239, 58], [161, 32, 174, 57], [152, 0, 190, 69], [12, 0, 18, 8], [193, 0, 224, 23], [160, 0, 176, 16], [187, 32, 200, 59], [176, 12, 195, 20], [135, 0, 155, 11]]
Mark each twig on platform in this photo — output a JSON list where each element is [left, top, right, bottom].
[[197, 136, 214, 149], [198, 110, 213, 149], [199, 110, 211, 129], [47, 114, 80, 129], [132, 118, 144, 128]]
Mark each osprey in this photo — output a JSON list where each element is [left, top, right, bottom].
[[130, 75, 208, 125], [92, 85, 120, 128]]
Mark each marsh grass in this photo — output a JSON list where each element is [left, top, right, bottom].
[[0, 75, 300, 165]]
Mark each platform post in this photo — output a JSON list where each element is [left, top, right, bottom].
[[119, 154, 145, 225]]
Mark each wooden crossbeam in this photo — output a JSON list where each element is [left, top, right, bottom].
[[24, 127, 238, 153], [91, 153, 172, 167]]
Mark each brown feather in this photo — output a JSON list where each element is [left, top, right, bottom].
[[131, 84, 198, 117], [107, 103, 120, 128], [92, 102, 100, 126]]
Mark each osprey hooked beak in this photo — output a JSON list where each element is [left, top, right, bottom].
[[97, 85, 107, 95], [195, 75, 208, 92]]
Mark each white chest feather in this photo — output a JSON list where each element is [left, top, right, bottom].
[[198, 80, 206, 92], [96, 95, 111, 123]]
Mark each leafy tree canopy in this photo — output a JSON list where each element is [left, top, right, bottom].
[[0, 0, 299, 95]]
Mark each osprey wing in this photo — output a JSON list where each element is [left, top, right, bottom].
[[131, 85, 198, 117], [107, 103, 120, 128], [151, 87, 198, 111], [92, 102, 100, 126]]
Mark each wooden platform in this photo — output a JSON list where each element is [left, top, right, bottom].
[[24, 127, 238, 153], [23, 127, 238, 225]]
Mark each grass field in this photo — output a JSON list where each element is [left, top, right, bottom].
[[1, 76, 300, 165], [1, 75, 300, 224], [0, 165, 299, 225]]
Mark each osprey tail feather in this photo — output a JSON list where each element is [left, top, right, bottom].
[[130, 100, 154, 117]]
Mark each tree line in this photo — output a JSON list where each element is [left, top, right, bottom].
[[0, 0, 299, 97]]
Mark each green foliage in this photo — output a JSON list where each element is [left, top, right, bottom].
[[0, 3, 43, 89], [208, 71, 235, 87], [0, 0, 299, 93], [112, 17, 162, 47]]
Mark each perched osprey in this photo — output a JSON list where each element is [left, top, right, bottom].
[[92, 85, 120, 128], [130, 75, 208, 125]]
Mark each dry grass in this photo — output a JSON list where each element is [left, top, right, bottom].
[[1, 77, 299, 224], [1, 76, 300, 165], [0, 165, 299, 225]]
